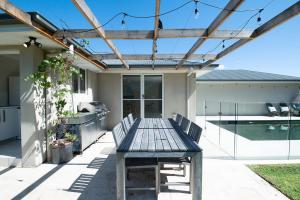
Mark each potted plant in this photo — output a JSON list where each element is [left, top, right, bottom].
[[26, 51, 80, 164]]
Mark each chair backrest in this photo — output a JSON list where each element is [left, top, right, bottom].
[[128, 113, 135, 125], [112, 123, 126, 147], [180, 117, 190, 133], [188, 122, 202, 143], [121, 117, 131, 133], [175, 113, 183, 125]]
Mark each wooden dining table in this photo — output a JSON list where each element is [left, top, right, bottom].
[[116, 118, 203, 200]]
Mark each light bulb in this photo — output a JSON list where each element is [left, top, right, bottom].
[[194, 8, 200, 19]]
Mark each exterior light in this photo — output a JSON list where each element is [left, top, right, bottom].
[[23, 37, 42, 48]]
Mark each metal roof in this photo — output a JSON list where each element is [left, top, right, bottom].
[[197, 70, 300, 82]]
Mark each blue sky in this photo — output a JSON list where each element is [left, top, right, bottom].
[[5, 0, 300, 76]]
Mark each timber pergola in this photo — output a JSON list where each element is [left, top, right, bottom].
[[1, 0, 300, 71]]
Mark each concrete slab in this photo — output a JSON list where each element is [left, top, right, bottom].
[[0, 133, 291, 200]]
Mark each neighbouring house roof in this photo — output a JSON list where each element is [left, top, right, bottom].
[[197, 70, 300, 82]]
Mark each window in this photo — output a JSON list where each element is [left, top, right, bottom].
[[72, 68, 86, 93]]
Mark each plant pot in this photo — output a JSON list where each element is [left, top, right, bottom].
[[50, 140, 73, 164]]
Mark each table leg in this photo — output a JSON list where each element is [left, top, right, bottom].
[[192, 151, 202, 200], [116, 152, 126, 200]]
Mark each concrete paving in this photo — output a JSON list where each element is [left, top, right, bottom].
[[0, 133, 291, 200]]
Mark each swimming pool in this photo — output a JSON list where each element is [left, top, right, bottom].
[[204, 120, 300, 159], [208, 120, 300, 141]]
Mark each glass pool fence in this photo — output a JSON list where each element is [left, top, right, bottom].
[[200, 101, 300, 159]]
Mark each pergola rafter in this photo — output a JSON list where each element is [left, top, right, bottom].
[[152, 0, 161, 69], [202, 1, 300, 68], [71, 0, 130, 69], [176, 0, 245, 69]]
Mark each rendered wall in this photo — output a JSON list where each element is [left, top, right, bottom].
[[97, 73, 122, 130], [164, 73, 187, 119], [197, 82, 300, 116], [20, 47, 46, 167]]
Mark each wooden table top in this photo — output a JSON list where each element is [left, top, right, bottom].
[[117, 118, 202, 154]]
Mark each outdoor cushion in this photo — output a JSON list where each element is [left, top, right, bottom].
[[269, 107, 276, 112], [281, 107, 289, 112]]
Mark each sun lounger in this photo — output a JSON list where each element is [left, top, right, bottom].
[[266, 103, 278, 116], [279, 103, 289, 116], [290, 103, 300, 116]]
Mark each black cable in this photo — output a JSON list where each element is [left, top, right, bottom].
[[67, 0, 266, 34], [201, 0, 276, 59]]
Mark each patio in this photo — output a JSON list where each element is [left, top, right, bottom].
[[0, 132, 293, 200]]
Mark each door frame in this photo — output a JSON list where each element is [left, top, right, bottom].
[[121, 73, 164, 119]]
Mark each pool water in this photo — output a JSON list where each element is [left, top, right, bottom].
[[209, 120, 300, 141]]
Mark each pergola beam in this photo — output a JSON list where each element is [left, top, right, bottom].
[[71, 0, 129, 69], [54, 29, 253, 40], [91, 53, 216, 61], [152, 0, 161, 69], [203, 0, 300, 67], [176, 0, 244, 69]]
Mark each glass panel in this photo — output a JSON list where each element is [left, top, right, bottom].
[[144, 75, 162, 99], [123, 75, 140, 99], [144, 100, 162, 118], [123, 100, 140, 118], [289, 107, 300, 158], [219, 102, 236, 157], [204, 101, 221, 146]]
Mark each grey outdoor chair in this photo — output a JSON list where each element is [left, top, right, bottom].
[[121, 117, 131, 133], [180, 117, 190, 133], [112, 123, 159, 194], [128, 113, 135, 125], [175, 113, 183, 125], [158, 122, 202, 193]]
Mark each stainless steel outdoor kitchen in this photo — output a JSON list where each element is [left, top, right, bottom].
[[63, 102, 110, 153]]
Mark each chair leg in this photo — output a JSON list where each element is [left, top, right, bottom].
[[156, 164, 160, 195], [183, 164, 186, 177], [189, 163, 193, 194]]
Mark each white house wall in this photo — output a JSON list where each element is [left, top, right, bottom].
[[197, 82, 300, 116]]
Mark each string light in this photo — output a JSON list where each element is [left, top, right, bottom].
[[222, 40, 225, 49], [158, 19, 163, 29], [121, 13, 127, 29], [257, 8, 264, 22], [194, 0, 200, 19], [70, 0, 265, 34]]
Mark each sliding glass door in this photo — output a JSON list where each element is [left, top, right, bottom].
[[122, 75, 163, 118], [144, 75, 162, 118]]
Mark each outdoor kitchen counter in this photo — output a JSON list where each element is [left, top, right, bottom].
[[63, 112, 97, 125], [116, 118, 203, 200]]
